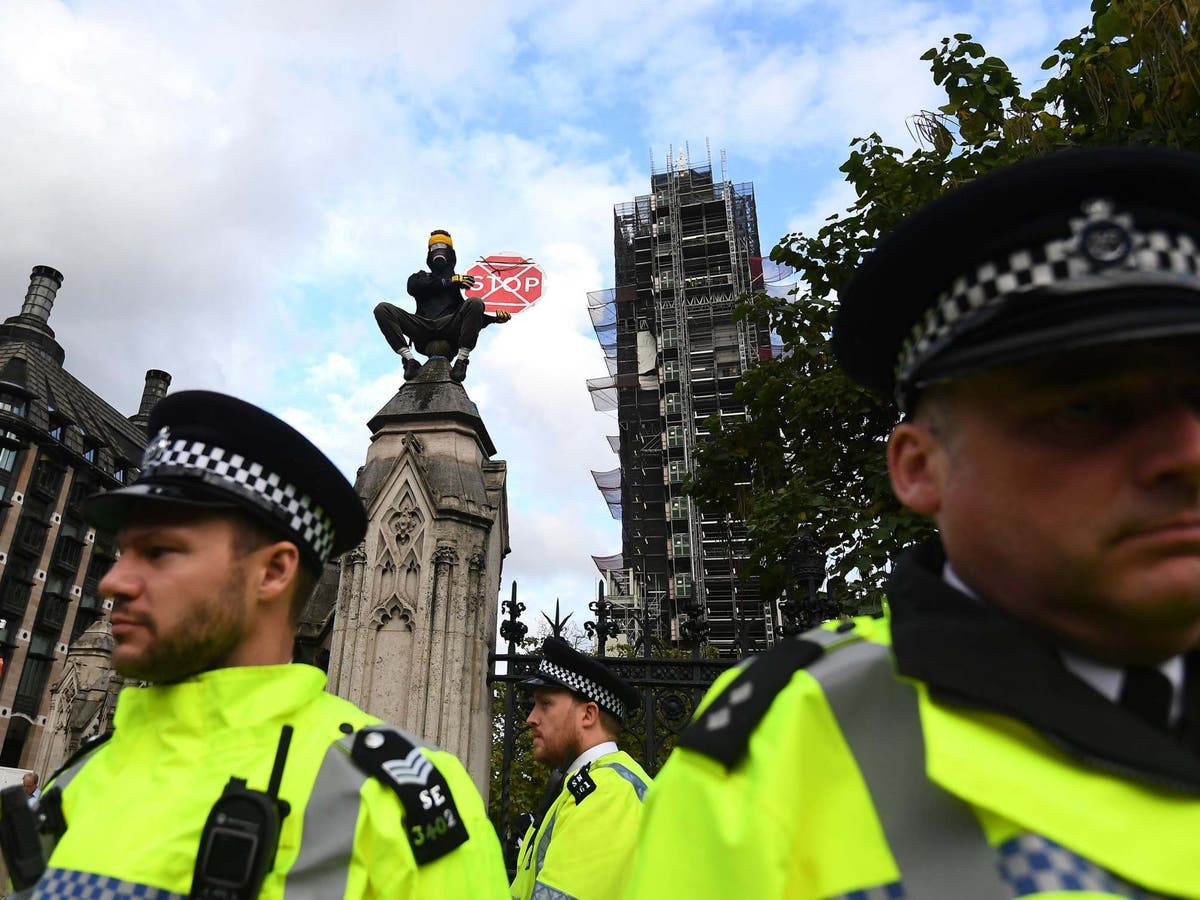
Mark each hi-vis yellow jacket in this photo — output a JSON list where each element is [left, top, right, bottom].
[[19, 664, 508, 899], [624, 543, 1200, 900], [510, 749, 651, 900]]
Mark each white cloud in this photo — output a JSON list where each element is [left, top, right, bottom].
[[305, 352, 359, 390]]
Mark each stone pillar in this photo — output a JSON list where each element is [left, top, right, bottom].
[[33, 618, 122, 780], [327, 358, 508, 795]]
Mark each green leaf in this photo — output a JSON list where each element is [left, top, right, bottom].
[[1040, 53, 1060, 70], [1094, 6, 1130, 43]]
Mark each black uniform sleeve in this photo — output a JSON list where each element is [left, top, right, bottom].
[[407, 271, 442, 300]]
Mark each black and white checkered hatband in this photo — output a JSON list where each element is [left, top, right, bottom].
[[141, 427, 337, 563], [895, 197, 1200, 400], [537, 658, 627, 720]]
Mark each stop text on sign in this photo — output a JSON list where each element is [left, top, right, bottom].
[[465, 254, 544, 314]]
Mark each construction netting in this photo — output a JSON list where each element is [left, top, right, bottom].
[[587, 288, 621, 377], [591, 467, 621, 519], [587, 285, 657, 411], [750, 256, 796, 285], [591, 552, 624, 572], [586, 376, 615, 412]]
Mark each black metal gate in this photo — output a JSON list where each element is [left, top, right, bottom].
[[487, 584, 740, 866]]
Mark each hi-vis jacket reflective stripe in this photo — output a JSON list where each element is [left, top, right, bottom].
[[19, 664, 509, 900], [624, 615, 1200, 899], [510, 749, 651, 900]]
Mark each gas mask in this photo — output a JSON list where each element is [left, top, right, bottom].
[[428, 241, 453, 272]]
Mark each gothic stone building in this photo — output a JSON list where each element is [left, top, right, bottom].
[[0, 265, 168, 767]]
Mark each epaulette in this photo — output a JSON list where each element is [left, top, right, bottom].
[[45, 730, 114, 787], [679, 623, 865, 769], [348, 725, 469, 865], [566, 764, 596, 805]]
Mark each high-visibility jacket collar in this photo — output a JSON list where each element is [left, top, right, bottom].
[[888, 540, 1200, 791], [564, 740, 618, 775], [114, 664, 329, 735]]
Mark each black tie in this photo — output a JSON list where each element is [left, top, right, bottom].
[[518, 769, 564, 872], [531, 768, 564, 831], [1179, 653, 1200, 754], [1118, 666, 1173, 732]]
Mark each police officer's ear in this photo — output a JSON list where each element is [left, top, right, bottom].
[[887, 418, 948, 517], [577, 699, 602, 730], [252, 541, 303, 605]]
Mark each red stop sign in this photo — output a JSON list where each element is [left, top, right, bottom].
[[464, 254, 544, 314]]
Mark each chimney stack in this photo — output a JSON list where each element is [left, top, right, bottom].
[[0, 265, 66, 364], [20, 266, 64, 324], [130, 369, 172, 429]]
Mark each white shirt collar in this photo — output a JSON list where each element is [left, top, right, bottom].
[[943, 562, 1186, 725], [1061, 651, 1185, 725], [942, 563, 978, 601], [566, 740, 618, 774]]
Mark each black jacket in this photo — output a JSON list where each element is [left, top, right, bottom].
[[406, 270, 466, 320]]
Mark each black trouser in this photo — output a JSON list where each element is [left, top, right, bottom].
[[373, 298, 486, 356]]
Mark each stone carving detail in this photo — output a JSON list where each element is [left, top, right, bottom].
[[375, 549, 419, 613], [58, 679, 77, 718], [388, 487, 425, 550], [467, 551, 485, 572], [348, 542, 367, 565], [394, 507, 422, 548], [433, 544, 459, 566], [374, 486, 427, 607], [402, 551, 420, 600], [371, 599, 415, 632]]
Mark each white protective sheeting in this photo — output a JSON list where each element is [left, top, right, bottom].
[[637, 330, 659, 390]]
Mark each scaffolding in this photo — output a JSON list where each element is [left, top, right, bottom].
[[597, 567, 666, 649], [588, 144, 776, 656]]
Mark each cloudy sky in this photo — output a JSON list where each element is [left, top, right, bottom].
[[0, 0, 1090, 630]]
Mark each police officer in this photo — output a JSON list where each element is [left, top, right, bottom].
[[625, 148, 1200, 898], [13, 391, 508, 898], [510, 637, 649, 900], [374, 230, 511, 384]]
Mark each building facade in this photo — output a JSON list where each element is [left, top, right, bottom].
[[588, 151, 776, 656], [0, 266, 167, 766]]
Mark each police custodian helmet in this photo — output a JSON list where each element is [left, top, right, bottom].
[[83, 391, 367, 569], [833, 146, 1200, 411]]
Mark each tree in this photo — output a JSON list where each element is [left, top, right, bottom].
[[688, 0, 1200, 611]]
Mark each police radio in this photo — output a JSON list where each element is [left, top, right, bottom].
[[190, 725, 293, 900], [0, 784, 45, 889]]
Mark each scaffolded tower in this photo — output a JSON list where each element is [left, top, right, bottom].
[[588, 146, 775, 656]]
